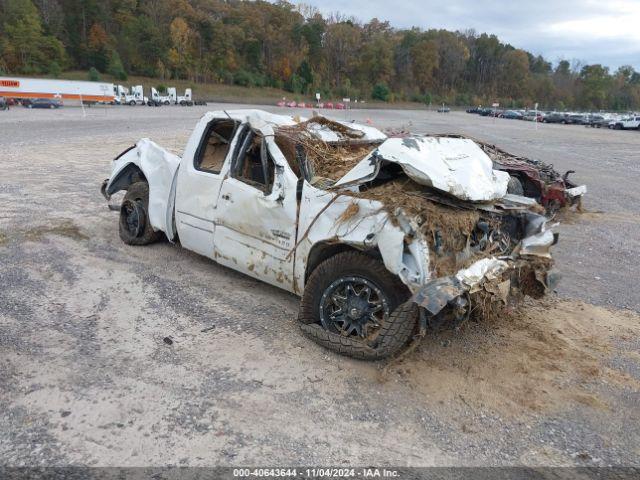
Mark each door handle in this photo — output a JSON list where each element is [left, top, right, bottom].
[[221, 194, 231, 201]]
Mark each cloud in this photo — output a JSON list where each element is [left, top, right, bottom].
[[288, 0, 640, 69]]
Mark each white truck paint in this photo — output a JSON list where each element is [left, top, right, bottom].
[[166, 88, 177, 104], [113, 85, 127, 104]]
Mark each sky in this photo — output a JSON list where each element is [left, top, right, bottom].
[[289, 0, 640, 71]]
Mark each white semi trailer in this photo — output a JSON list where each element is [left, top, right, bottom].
[[0, 76, 115, 104]]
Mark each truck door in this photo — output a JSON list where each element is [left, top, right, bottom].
[[213, 132, 298, 292], [175, 118, 240, 258]]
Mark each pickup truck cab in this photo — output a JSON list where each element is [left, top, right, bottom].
[[101, 110, 561, 359], [613, 116, 640, 130]]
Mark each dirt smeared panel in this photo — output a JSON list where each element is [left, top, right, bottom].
[[380, 298, 640, 418]]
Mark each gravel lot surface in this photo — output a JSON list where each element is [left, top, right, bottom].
[[1, 105, 639, 468]]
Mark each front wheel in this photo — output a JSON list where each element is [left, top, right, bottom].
[[298, 251, 416, 360], [507, 176, 524, 195], [118, 182, 163, 246]]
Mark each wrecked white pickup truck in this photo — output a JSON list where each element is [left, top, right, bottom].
[[101, 109, 560, 359]]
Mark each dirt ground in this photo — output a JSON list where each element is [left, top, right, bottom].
[[1, 106, 639, 467]]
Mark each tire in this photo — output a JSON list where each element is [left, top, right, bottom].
[[118, 182, 163, 246], [507, 176, 524, 195], [298, 251, 416, 360]]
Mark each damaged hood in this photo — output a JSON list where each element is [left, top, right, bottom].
[[335, 136, 511, 202]]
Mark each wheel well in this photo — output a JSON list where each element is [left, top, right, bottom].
[[106, 164, 147, 196], [304, 242, 381, 282]]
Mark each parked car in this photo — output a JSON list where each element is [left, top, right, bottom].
[[24, 98, 63, 109], [437, 106, 450, 113], [586, 115, 609, 128], [612, 116, 640, 130], [466, 106, 481, 113], [502, 110, 523, 120], [522, 111, 544, 122], [101, 110, 560, 359], [566, 114, 587, 125], [543, 112, 569, 124]]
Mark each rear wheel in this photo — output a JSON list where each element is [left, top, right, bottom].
[[298, 251, 416, 360], [118, 182, 162, 246]]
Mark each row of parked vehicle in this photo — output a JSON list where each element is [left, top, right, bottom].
[[466, 106, 640, 130], [276, 100, 348, 109], [0, 97, 63, 109]]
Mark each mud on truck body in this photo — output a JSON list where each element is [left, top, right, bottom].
[[101, 110, 578, 359]]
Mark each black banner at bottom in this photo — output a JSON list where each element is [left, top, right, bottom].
[[0, 467, 638, 480]]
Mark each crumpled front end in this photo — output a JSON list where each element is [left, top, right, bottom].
[[409, 210, 558, 330]]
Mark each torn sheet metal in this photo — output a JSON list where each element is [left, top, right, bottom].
[[335, 136, 510, 202], [411, 276, 466, 316], [305, 118, 387, 144], [455, 258, 509, 290], [566, 185, 587, 198], [520, 229, 555, 258]]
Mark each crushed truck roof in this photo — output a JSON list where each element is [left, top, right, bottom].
[[212, 109, 511, 202]]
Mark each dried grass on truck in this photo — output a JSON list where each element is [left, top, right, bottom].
[[275, 117, 378, 180]]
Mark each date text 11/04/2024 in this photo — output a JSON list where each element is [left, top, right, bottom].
[[233, 468, 400, 478]]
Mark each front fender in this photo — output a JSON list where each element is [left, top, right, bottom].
[[104, 139, 181, 235]]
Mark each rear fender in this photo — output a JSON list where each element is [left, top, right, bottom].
[[105, 138, 181, 235]]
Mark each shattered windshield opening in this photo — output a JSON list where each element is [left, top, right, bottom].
[[274, 117, 381, 185]]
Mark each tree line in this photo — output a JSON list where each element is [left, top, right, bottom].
[[1, 0, 639, 110]]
